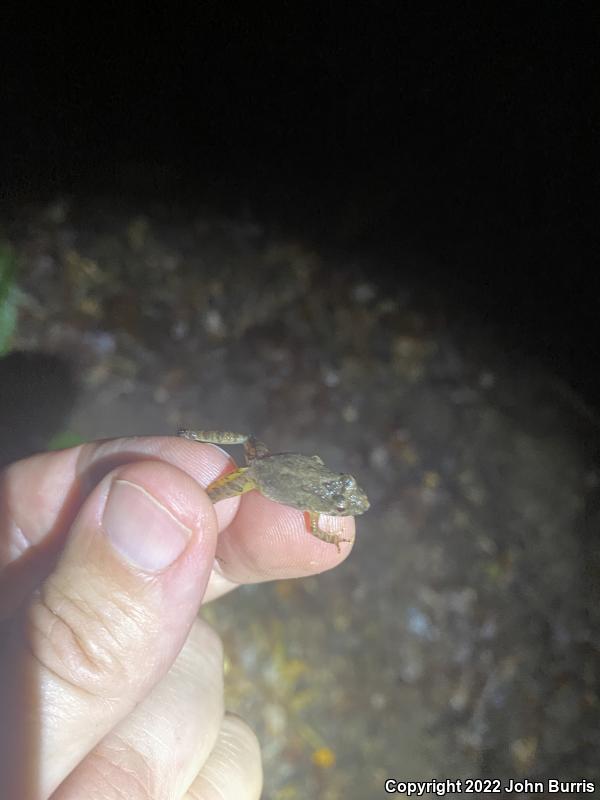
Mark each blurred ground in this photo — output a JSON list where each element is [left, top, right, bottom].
[[2, 198, 599, 798]]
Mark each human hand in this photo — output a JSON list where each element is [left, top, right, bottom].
[[0, 435, 355, 799]]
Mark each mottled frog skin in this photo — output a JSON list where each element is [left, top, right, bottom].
[[177, 429, 370, 550]]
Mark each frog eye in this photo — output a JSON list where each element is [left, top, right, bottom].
[[333, 494, 347, 512], [340, 474, 355, 488]]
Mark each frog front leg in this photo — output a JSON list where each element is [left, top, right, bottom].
[[306, 511, 351, 553], [206, 467, 257, 503], [243, 435, 270, 462]]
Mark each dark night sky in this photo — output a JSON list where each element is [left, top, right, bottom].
[[1, 5, 598, 405]]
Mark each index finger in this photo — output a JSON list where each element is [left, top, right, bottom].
[[0, 436, 354, 611]]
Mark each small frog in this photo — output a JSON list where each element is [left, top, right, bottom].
[[178, 429, 370, 550]]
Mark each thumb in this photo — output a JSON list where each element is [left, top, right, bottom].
[[0, 459, 217, 800]]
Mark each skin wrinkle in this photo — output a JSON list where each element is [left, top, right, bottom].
[[217, 739, 244, 758], [185, 735, 261, 800], [207, 753, 234, 772], [189, 719, 260, 800], [53, 560, 161, 649], [73, 731, 161, 800], [42, 575, 127, 665], [194, 770, 228, 800], [103, 739, 156, 800], [25, 630, 110, 705], [37, 585, 123, 679], [28, 574, 158, 699], [88, 749, 153, 800], [67, 576, 159, 655], [29, 592, 113, 696], [217, 725, 247, 750]]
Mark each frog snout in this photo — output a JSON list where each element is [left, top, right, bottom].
[[358, 496, 370, 512]]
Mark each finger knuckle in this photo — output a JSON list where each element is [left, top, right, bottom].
[[26, 574, 152, 697]]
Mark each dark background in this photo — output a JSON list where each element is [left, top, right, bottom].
[[1, 5, 597, 407]]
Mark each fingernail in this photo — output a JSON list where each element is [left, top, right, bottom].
[[103, 479, 192, 570]]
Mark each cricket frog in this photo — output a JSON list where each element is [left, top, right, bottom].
[[178, 429, 370, 550]]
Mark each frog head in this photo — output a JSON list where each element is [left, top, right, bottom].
[[328, 473, 370, 516]]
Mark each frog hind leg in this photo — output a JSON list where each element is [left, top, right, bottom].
[[206, 467, 257, 502], [178, 430, 249, 446], [177, 430, 270, 465], [306, 511, 351, 553]]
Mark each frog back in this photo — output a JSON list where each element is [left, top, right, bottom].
[[249, 452, 340, 513]]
